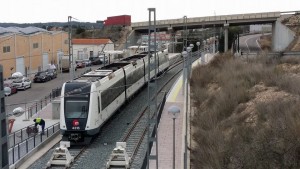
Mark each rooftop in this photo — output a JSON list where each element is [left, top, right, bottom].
[[0, 26, 47, 35], [72, 39, 111, 45]]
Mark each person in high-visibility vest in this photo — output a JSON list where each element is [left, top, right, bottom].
[[33, 118, 45, 135]]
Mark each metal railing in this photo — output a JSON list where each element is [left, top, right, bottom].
[[141, 93, 167, 169], [8, 124, 36, 149], [8, 122, 60, 166], [6, 87, 61, 119]]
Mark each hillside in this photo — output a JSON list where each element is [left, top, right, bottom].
[[190, 53, 300, 168], [283, 14, 300, 51]]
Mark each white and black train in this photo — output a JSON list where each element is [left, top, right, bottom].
[[60, 49, 169, 144]]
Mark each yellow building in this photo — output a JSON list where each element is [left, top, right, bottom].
[[0, 27, 68, 78]]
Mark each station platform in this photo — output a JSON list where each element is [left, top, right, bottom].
[[8, 102, 61, 169], [149, 52, 215, 169], [8, 102, 60, 133]]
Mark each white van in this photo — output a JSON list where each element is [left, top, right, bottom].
[[99, 55, 108, 64]]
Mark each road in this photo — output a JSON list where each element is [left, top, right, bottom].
[[5, 65, 100, 114], [239, 34, 263, 53]]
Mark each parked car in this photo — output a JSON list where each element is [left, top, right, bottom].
[[83, 59, 92, 67], [46, 69, 57, 79], [76, 60, 86, 68], [33, 71, 51, 83], [89, 56, 101, 65], [4, 82, 18, 96], [12, 77, 31, 90]]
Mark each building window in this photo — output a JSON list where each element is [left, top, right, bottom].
[[1, 119, 6, 137], [2, 143, 8, 167], [64, 40, 68, 44], [33, 43, 39, 48], [1, 98, 5, 113], [3, 46, 10, 53]]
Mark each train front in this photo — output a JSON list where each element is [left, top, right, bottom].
[[60, 82, 92, 144]]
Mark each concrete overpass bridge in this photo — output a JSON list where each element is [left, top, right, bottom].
[[131, 11, 298, 52]]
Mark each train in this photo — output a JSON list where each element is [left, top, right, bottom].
[[60, 49, 169, 144]]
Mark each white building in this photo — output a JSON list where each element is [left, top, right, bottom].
[[72, 39, 114, 60], [250, 24, 272, 33]]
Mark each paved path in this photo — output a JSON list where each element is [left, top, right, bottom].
[[149, 52, 215, 169]]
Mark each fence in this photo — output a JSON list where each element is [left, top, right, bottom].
[[6, 87, 61, 119], [8, 122, 60, 166], [141, 93, 167, 169], [29, 88, 61, 117]]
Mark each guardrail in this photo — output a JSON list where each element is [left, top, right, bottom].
[[8, 122, 60, 166], [6, 87, 61, 119], [141, 92, 167, 169], [8, 124, 36, 149], [242, 51, 300, 56]]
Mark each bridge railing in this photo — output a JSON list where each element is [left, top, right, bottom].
[[132, 12, 281, 27]]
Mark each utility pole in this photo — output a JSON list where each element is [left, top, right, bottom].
[[68, 16, 74, 80], [147, 8, 158, 169]]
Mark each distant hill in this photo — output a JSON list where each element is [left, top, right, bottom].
[[0, 21, 103, 30]]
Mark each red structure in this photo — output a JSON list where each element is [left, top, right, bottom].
[[104, 15, 131, 26], [8, 119, 15, 134]]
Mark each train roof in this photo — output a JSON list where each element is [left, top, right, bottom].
[[72, 52, 152, 83]]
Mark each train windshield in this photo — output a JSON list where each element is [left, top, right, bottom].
[[65, 100, 89, 118]]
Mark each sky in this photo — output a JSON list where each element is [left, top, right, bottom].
[[2, 0, 300, 23]]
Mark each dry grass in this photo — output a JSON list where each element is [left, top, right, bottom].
[[191, 53, 300, 168], [258, 35, 272, 51]]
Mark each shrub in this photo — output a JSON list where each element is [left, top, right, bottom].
[[191, 52, 300, 168]]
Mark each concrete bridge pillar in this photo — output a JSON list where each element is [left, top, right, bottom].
[[272, 20, 295, 51], [271, 22, 277, 51], [224, 23, 229, 52]]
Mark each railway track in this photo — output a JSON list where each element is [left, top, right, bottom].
[[45, 57, 185, 169], [32, 54, 203, 169], [117, 57, 193, 167]]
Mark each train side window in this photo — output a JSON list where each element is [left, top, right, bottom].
[[97, 96, 100, 113]]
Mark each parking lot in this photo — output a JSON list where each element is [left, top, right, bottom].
[[5, 65, 100, 114]]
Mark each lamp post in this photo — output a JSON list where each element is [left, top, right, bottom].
[[216, 36, 219, 52], [183, 16, 187, 51], [181, 51, 187, 95], [168, 105, 180, 169], [186, 47, 191, 78], [196, 42, 200, 58], [202, 40, 206, 64], [188, 44, 193, 75]]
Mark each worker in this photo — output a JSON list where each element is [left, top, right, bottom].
[[33, 118, 45, 135]]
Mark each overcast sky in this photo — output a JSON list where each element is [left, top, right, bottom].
[[2, 0, 300, 23]]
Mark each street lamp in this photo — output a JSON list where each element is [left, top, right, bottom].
[[182, 51, 188, 95], [183, 16, 188, 52], [168, 105, 180, 169], [187, 46, 192, 76], [216, 36, 219, 52], [196, 42, 200, 58]]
